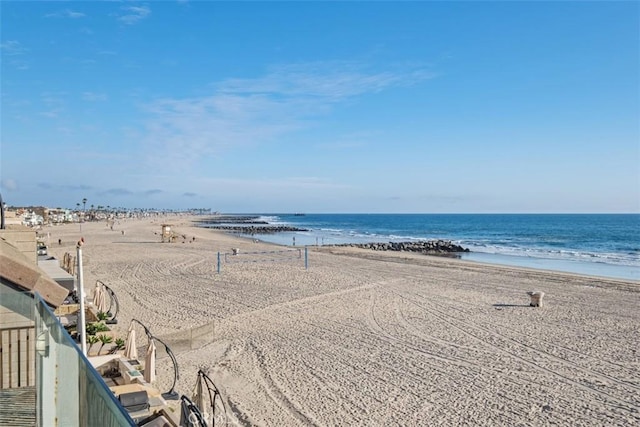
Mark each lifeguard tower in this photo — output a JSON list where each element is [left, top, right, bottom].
[[161, 224, 174, 243]]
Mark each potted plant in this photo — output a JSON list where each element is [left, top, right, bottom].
[[86, 335, 100, 356], [110, 338, 125, 354], [97, 334, 114, 355]]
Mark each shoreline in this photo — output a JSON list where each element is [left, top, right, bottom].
[[200, 224, 639, 282], [43, 216, 640, 426], [313, 244, 640, 292]]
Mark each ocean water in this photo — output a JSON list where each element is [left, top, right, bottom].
[[230, 214, 639, 281]]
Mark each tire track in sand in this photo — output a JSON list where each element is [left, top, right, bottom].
[[393, 289, 640, 416], [248, 342, 320, 426]]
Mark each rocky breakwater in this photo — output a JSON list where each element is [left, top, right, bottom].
[[195, 215, 269, 225], [332, 240, 470, 255], [207, 225, 308, 235]]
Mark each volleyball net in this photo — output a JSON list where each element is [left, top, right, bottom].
[[216, 247, 308, 272]]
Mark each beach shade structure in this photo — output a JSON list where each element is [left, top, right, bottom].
[[144, 338, 157, 383], [104, 284, 120, 324], [130, 319, 180, 400], [180, 395, 207, 427], [151, 336, 180, 400], [123, 323, 138, 361], [192, 369, 228, 427], [97, 280, 120, 324], [193, 374, 209, 423]]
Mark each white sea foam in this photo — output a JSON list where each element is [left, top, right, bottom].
[[463, 241, 640, 268], [258, 215, 283, 224]]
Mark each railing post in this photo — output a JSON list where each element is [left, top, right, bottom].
[[77, 242, 87, 356], [305, 246, 308, 270], [217, 252, 221, 273]]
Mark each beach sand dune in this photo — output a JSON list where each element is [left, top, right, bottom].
[[47, 217, 640, 426]]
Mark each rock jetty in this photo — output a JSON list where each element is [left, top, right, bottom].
[[205, 225, 307, 234], [195, 215, 307, 234], [196, 215, 268, 225], [331, 240, 469, 254]]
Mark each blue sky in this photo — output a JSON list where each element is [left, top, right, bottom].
[[1, 1, 638, 213]]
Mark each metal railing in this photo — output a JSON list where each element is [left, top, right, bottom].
[[0, 286, 135, 426]]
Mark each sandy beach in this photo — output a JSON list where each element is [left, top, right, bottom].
[[45, 216, 640, 426]]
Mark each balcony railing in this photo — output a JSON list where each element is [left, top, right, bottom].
[[0, 326, 35, 388], [0, 286, 135, 426]]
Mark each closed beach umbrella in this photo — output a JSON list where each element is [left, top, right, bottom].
[[92, 283, 106, 312], [123, 323, 138, 361], [192, 372, 210, 423], [144, 339, 156, 383], [180, 396, 206, 427], [92, 282, 100, 305], [96, 285, 108, 314]]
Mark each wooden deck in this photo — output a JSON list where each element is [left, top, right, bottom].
[[0, 387, 36, 426]]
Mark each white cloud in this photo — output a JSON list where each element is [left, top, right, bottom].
[[56, 126, 74, 135], [317, 130, 376, 150], [39, 92, 66, 118], [118, 5, 151, 25], [2, 41, 29, 69], [45, 9, 86, 19], [1, 179, 18, 191], [82, 92, 108, 102], [140, 61, 435, 169], [218, 62, 433, 100], [0, 40, 29, 70], [0, 40, 27, 55], [40, 110, 61, 118], [193, 176, 352, 196], [142, 93, 302, 168], [10, 59, 29, 70]]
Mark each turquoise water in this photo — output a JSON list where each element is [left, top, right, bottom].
[[231, 214, 639, 281]]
